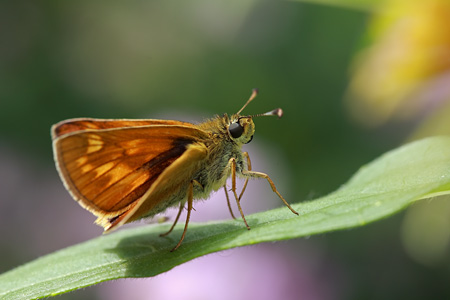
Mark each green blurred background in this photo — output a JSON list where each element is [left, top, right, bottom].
[[1, 1, 449, 299]]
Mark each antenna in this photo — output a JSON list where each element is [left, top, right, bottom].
[[236, 89, 283, 119], [236, 88, 259, 115], [250, 108, 283, 119]]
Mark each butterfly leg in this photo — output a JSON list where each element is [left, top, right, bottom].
[[229, 157, 251, 230], [238, 152, 251, 201], [160, 200, 185, 237], [223, 186, 237, 219], [170, 179, 202, 252], [241, 170, 299, 215]]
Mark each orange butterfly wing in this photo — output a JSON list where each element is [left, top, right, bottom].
[[52, 119, 209, 231], [52, 118, 195, 137]]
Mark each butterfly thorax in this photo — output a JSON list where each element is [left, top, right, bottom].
[[191, 113, 255, 197]]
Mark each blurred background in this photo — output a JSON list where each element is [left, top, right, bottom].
[[1, 0, 450, 299]]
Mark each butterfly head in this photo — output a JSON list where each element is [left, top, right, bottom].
[[227, 115, 255, 145], [227, 89, 283, 145]]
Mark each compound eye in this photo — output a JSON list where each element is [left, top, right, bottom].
[[229, 122, 244, 138]]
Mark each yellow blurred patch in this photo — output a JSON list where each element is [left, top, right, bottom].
[[347, 0, 450, 126]]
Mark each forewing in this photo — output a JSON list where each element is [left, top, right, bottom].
[[53, 123, 208, 223], [52, 118, 195, 137]]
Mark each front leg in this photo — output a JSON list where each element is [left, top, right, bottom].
[[227, 157, 251, 230], [223, 186, 237, 219], [238, 152, 251, 201], [241, 169, 299, 216]]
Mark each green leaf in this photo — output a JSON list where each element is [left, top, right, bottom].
[[1, 136, 450, 299]]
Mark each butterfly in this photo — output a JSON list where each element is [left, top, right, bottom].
[[52, 89, 298, 251]]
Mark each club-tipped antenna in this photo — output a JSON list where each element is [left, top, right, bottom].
[[236, 88, 259, 115], [250, 108, 283, 119]]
